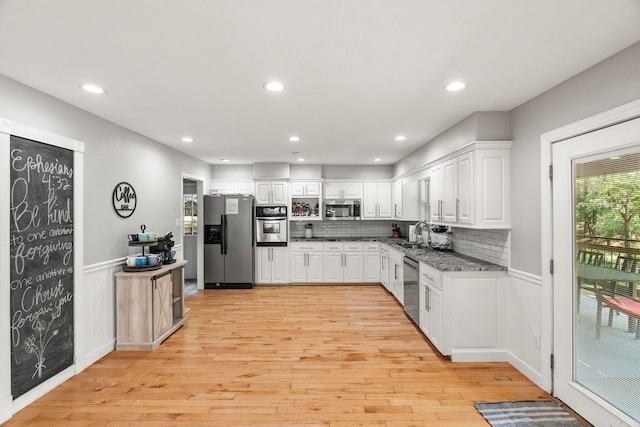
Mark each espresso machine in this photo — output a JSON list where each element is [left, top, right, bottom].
[[149, 231, 176, 264]]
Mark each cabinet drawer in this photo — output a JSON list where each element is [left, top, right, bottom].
[[290, 242, 323, 252], [419, 263, 443, 291], [363, 242, 379, 252], [323, 242, 344, 252], [380, 243, 389, 255], [343, 242, 364, 252]]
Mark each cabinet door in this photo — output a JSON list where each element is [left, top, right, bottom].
[[323, 252, 343, 282], [362, 183, 378, 218], [380, 253, 389, 289], [271, 182, 288, 204], [343, 183, 363, 199], [290, 182, 306, 196], [457, 152, 473, 224], [429, 164, 443, 222], [290, 252, 308, 282], [234, 182, 255, 195], [271, 247, 289, 283], [402, 180, 420, 222], [256, 248, 271, 283], [307, 252, 324, 282], [364, 252, 380, 282], [255, 182, 272, 204], [442, 158, 458, 222], [343, 253, 364, 282], [376, 182, 392, 218], [324, 183, 343, 199], [419, 282, 443, 351], [392, 180, 403, 218], [427, 286, 443, 351], [305, 182, 320, 196], [212, 182, 234, 194], [477, 150, 510, 227], [153, 274, 173, 340]]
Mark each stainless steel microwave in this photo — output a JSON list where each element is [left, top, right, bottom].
[[324, 199, 361, 220]]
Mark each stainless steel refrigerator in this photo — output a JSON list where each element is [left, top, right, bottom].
[[204, 194, 255, 289]]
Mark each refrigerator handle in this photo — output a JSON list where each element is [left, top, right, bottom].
[[221, 214, 227, 255]]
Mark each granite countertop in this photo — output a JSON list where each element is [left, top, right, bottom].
[[381, 238, 506, 272], [289, 236, 382, 242], [288, 236, 506, 272]]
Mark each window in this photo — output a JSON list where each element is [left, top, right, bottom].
[[184, 194, 198, 235]]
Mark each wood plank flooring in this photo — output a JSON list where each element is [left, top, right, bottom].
[[6, 285, 570, 426]]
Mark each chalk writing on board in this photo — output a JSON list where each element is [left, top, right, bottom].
[[9, 135, 75, 399]]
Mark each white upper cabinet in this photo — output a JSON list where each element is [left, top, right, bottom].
[[363, 182, 392, 219], [290, 181, 320, 197], [212, 180, 255, 195], [323, 182, 363, 200], [428, 141, 511, 228], [255, 181, 288, 205], [393, 179, 420, 221], [392, 180, 403, 218]]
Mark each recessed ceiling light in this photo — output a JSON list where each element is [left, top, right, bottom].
[[394, 135, 406, 142], [445, 81, 466, 92], [221, 158, 231, 163], [81, 83, 105, 94], [373, 158, 382, 162], [289, 136, 300, 142], [263, 81, 284, 92], [297, 158, 305, 162], [181, 137, 194, 143]]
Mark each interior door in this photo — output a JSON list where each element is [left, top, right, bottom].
[[552, 116, 640, 427]]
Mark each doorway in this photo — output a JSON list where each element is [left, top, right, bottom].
[[551, 115, 640, 427], [181, 174, 205, 292]]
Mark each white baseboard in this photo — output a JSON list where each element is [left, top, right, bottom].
[[80, 339, 116, 373], [0, 395, 12, 424], [505, 350, 546, 391]]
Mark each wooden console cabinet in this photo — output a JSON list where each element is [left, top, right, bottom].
[[115, 261, 187, 350]]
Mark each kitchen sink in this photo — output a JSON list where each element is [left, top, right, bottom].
[[397, 242, 424, 250]]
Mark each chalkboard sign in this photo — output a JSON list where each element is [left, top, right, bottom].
[[9, 135, 74, 399]]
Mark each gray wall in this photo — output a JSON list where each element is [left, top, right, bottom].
[[509, 41, 640, 274], [0, 74, 212, 265], [394, 111, 511, 177]]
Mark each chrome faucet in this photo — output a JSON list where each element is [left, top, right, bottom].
[[413, 221, 431, 248]]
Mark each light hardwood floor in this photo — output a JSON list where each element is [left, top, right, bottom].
[[6, 285, 582, 426]]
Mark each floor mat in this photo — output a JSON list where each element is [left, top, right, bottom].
[[474, 400, 584, 426]]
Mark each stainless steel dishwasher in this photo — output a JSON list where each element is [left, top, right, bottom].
[[403, 256, 419, 325]]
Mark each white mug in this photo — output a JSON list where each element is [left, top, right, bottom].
[[125, 256, 138, 267]]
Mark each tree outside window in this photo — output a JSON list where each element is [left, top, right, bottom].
[[184, 194, 198, 235]]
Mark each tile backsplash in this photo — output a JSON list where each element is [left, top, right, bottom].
[[451, 228, 510, 267], [289, 220, 510, 268], [290, 220, 409, 239]]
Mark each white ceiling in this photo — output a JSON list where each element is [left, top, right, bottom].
[[1, 1, 640, 166]]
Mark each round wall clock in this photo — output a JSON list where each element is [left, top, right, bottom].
[[112, 181, 137, 218]]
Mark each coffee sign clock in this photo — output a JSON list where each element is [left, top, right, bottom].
[[112, 181, 137, 218]]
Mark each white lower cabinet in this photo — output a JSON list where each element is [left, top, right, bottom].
[[256, 247, 289, 284], [363, 242, 380, 282], [323, 242, 364, 283], [289, 242, 323, 283], [388, 247, 404, 305], [417, 261, 506, 361], [379, 244, 389, 290], [419, 263, 443, 353]]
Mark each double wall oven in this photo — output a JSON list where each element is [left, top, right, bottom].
[[255, 205, 288, 246]]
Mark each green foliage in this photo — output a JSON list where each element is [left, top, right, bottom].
[[576, 171, 640, 246]]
